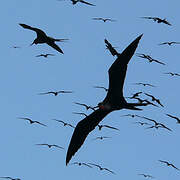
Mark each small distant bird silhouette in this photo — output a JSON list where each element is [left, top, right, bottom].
[[97, 124, 119, 131], [159, 160, 180, 170], [35, 143, 64, 149], [164, 72, 180, 76], [104, 39, 120, 57], [141, 17, 172, 26], [92, 18, 116, 22], [74, 102, 96, 111], [58, 0, 95, 6], [133, 122, 151, 126], [138, 174, 154, 178], [70, 162, 93, 168], [121, 114, 140, 118], [19, 23, 68, 54], [93, 86, 108, 92], [73, 112, 88, 117], [87, 163, 115, 174], [92, 136, 111, 141], [144, 93, 164, 107], [133, 82, 156, 87], [38, 90, 73, 96], [158, 41, 180, 46], [19, 117, 47, 127], [36, 53, 55, 58], [10, 46, 21, 49], [166, 113, 180, 124], [0, 177, 20, 180], [52, 119, 75, 128]]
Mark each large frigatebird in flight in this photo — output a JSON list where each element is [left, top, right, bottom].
[[19, 23, 68, 54], [141, 17, 172, 26], [66, 34, 149, 165]]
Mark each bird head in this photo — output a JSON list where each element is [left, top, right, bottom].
[[30, 39, 38, 46]]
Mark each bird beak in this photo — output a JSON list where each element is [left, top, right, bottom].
[[30, 42, 34, 46]]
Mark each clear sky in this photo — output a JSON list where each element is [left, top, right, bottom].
[[0, 0, 180, 179]]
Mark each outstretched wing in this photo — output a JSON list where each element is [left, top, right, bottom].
[[104, 34, 143, 104], [79, 0, 95, 6], [66, 108, 112, 165], [46, 41, 64, 54], [104, 39, 119, 57]]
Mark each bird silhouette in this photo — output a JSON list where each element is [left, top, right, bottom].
[[35, 143, 64, 149], [0, 178, 20, 180], [133, 122, 151, 126], [66, 34, 150, 165], [70, 162, 93, 168], [97, 124, 119, 131], [19, 23, 68, 54], [104, 39, 120, 57], [52, 119, 75, 128], [38, 90, 73, 96], [93, 86, 108, 92], [74, 102, 96, 111], [164, 72, 180, 76], [166, 113, 180, 124], [158, 41, 180, 46], [141, 17, 172, 25], [92, 136, 111, 141], [36, 53, 55, 58], [19, 117, 47, 127], [138, 174, 154, 178], [58, 0, 95, 6], [92, 18, 116, 22], [133, 82, 156, 87], [120, 114, 140, 118], [10, 46, 21, 49], [144, 93, 164, 107], [159, 160, 179, 170], [87, 163, 115, 174]]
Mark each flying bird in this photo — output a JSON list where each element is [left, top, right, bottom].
[[97, 124, 119, 131], [35, 143, 64, 149], [93, 86, 108, 92], [133, 122, 151, 126], [74, 102, 96, 111], [36, 53, 55, 58], [92, 18, 116, 22], [92, 136, 111, 141], [133, 82, 156, 87], [164, 72, 180, 76], [58, 0, 95, 6], [141, 17, 172, 26], [133, 97, 159, 107], [159, 160, 180, 170], [104, 39, 120, 57], [52, 119, 75, 128], [38, 90, 73, 96], [19, 117, 47, 127], [158, 41, 180, 46], [70, 162, 93, 168], [0, 178, 21, 180], [138, 174, 154, 178], [120, 114, 140, 118], [166, 113, 180, 124], [10, 46, 21, 49], [144, 93, 164, 107], [19, 23, 68, 54], [66, 34, 150, 165]]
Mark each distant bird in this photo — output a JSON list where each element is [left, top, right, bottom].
[[70, 162, 93, 168], [92, 136, 111, 141], [19, 23, 68, 54], [120, 114, 140, 118], [93, 86, 108, 92], [35, 143, 64, 149], [10, 46, 21, 49], [158, 41, 180, 46], [97, 124, 119, 131], [166, 113, 180, 124], [74, 102, 96, 111], [87, 163, 115, 174], [38, 90, 73, 96], [144, 93, 164, 107], [19, 117, 47, 127], [0, 177, 20, 180], [141, 17, 172, 26], [159, 160, 180, 170], [58, 0, 95, 6], [52, 119, 75, 128], [138, 174, 154, 178], [133, 82, 156, 87], [92, 18, 116, 22], [164, 72, 180, 76], [66, 34, 149, 165], [73, 112, 88, 117], [36, 53, 55, 58], [104, 39, 120, 57], [133, 122, 151, 126]]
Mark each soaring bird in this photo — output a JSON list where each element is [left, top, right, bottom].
[[138, 174, 154, 178], [19, 23, 68, 54], [159, 160, 180, 170], [133, 82, 156, 87], [92, 18, 116, 22], [19, 117, 47, 127], [120, 114, 140, 118], [158, 41, 180, 46], [164, 72, 180, 76], [0, 178, 21, 180], [58, 0, 95, 6], [66, 34, 149, 165], [93, 86, 108, 92], [35, 143, 64, 149], [141, 17, 172, 26], [52, 119, 75, 128], [70, 162, 93, 168], [73, 112, 88, 117], [36, 53, 55, 58], [166, 113, 180, 124], [97, 124, 119, 131], [104, 39, 120, 57], [38, 90, 73, 96], [92, 136, 111, 141], [74, 102, 96, 111]]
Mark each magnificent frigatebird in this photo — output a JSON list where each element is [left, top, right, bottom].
[[164, 72, 180, 76], [158, 41, 180, 46], [73, 112, 88, 117], [70, 162, 92, 168], [0, 177, 21, 180], [141, 17, 172, 26], [74, 102, 96, 111], [35, 143, 64, 149], [66, 34, 149, 165], [19, 23, 68, 54], [92, 136, 111, 141], [92, 18, 116, 22], [52, 119, 75, 128], [58, 0, 95, 6], [133, 82, 156, 87], [36, 53, 55, 58], [159, 160, 180, 170], [133, 121, 151, 126], [144, 93, 164, 107], [38, 90, 73, 96], [138, 174, 154, 178], [19, 117, 47, 127], [93, 86, 108, 92], [120, 114, 140, 118]]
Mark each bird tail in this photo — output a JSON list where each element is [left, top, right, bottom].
[[54, 38, 69, 42]]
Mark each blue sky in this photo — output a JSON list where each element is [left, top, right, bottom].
[[0, 0, 180, 179]]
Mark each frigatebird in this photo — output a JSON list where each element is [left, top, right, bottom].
[[87, 163, 115, 174], [133, 82, 156, 87], [52, 119, 75, 128], [19, 117, 47, 127], [74, 102, 96, 111], [104, 39, 119, 57], [92, 18, 116, 22], [164, 72, 180, 76], [19, 23, 68, 54], [158, 41, 180, 46], [92, 136, 111, 141], [120, 114, 140, 118], [97, 124, 119, 131], [38, 90, 73, 96], [36, 53, 55, 58], [141, 17, 172, 26], [66, 34, 149, 165], [0, 177, 21, 180], [35, 143, 64, 149], [58, 0, 95, 6], [144, 93, 164, 107], [166, 113, 180, 124], [133, 122, 151, 126], [70, 162, 92, 168], [10, 46, 21, 49], [159, 160, 180, 170], [138, 174, 154, 178], [93, 86, 108, 92]]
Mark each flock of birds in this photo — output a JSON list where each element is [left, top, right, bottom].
[[2, 0, 180, 180]]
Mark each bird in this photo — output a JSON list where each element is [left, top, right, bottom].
[[93, 86, 108, 92], [120, 114, 140, 118], [92, 136, 111, 141], [144, 93, 164, 107], [19, 117, 47, 127], [138, 174, 154, 178], [159, 160, 180, 170], [58, 0, 95, 6], [73, 112, 88, 117], [141, 17, 172, 26], [52, 119, 75, 128], [0, 178, 21, 180], [104, 39, 120, 57], [133, 82, 156, 87], [70, 162, 93, 168], [38, 90, 73, 96], [166, 113, 180, 124], [35, 143, 64, 149], [35, 53, 55, 58], [158, 41, 180, 46], [66, 34, 150, 165], [133, 122, 151, 126], [164, 72, 180, 76], [10, 46, 21, 49], [97, 124, 119, 131], [92, 18, 116, 22], [87, 163, 115, 174], [19, 23, 68, 54], [74, 102, 96, 111]]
